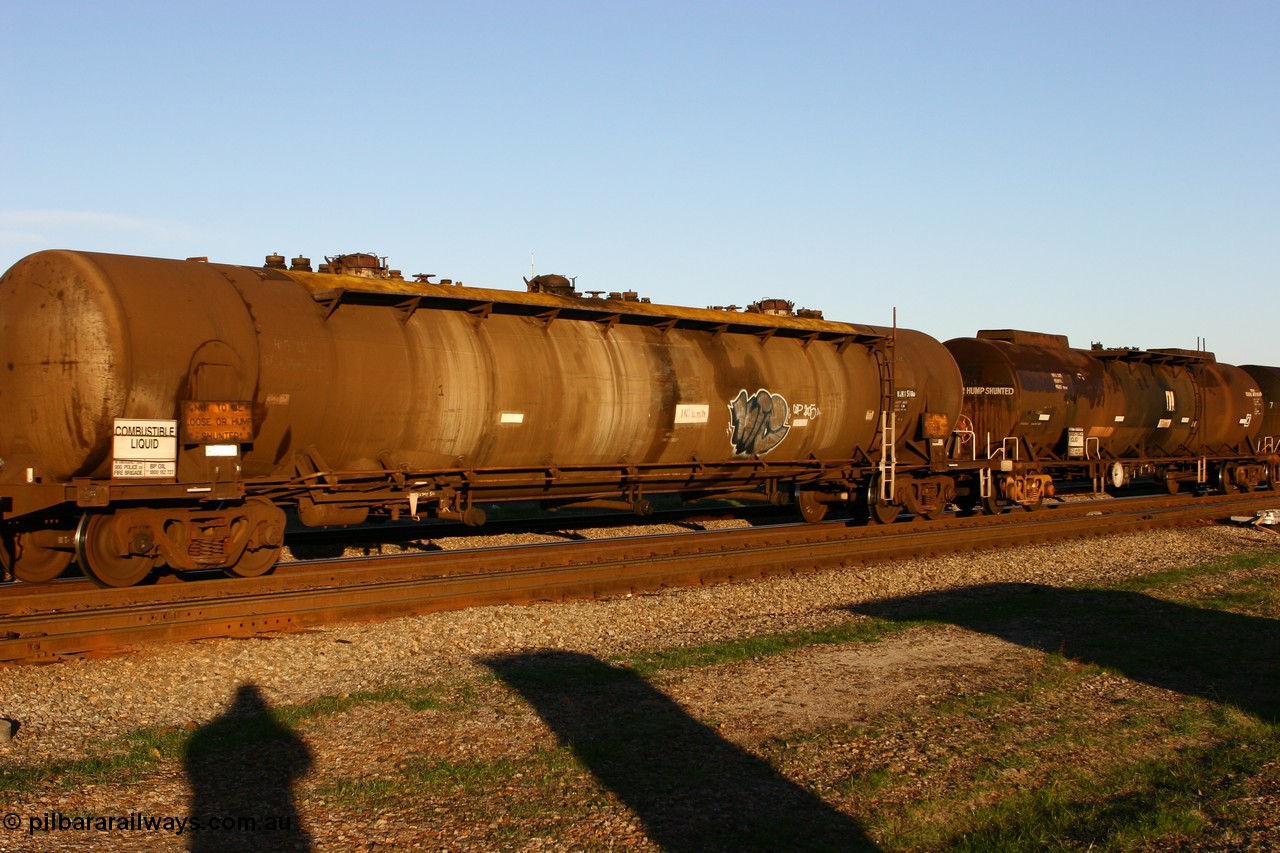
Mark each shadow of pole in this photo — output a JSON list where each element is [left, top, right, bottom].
[[484, 650, 880, 853], [849, 583, 1280, 722], [184, 683, 313, 853]]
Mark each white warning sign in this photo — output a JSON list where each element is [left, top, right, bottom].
[[674, 404, 709, 424], [112, 418, 178, 479]]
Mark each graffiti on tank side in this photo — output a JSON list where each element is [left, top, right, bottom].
[[728, 389, 790, 457]]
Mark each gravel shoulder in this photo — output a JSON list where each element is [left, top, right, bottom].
[[1, 522, 1277, 851], [1, 524, 1267, 763]]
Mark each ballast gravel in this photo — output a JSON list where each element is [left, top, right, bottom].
[[0, 522, 1273, 765]]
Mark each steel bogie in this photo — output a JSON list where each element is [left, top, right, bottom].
[[1217, 461, 1270, 494], [974, 472, 1050, 515], [1002, 472, 1053, 509], [70, 499, 286, 586], [75, 499, 282, 579], [896, 475, 955, 520]]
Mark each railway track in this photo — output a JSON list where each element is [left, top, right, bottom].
[[2, 491, 1278, 663]]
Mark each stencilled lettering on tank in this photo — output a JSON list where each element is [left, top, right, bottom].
[[264, 339, 320, 373], [791, 402, 822, 419], [1247, 388, 1264, 414], [964, 386, 1015, 396], [673, 404, 709, 425], [789, 402, 821, 427]]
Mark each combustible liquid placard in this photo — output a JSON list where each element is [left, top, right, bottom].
[[112, 419, 178, 478]]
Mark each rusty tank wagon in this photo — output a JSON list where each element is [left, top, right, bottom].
[[0, 249, 965, 586], [2, 248, 1277, 587]]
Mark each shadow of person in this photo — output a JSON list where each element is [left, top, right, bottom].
[[849, 583, 1280, 722], [184, 683, 313, 852], [484, 650, 879, 853]]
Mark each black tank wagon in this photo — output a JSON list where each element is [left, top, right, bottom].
[[946, 330, 1277, 510]]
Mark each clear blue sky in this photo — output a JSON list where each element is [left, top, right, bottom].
[[3, 1, 1276, 364]]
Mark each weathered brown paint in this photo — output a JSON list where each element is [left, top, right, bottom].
[[0, 251, 960, 493]]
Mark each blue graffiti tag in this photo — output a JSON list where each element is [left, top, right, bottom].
[[728, 389, 790, 457]]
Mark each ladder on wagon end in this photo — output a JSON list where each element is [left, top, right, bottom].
[[874, 332, 897, 505]]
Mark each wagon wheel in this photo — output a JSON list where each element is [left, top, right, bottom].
[[953, 480, 980, 516], [224, 498, 286, 578], [981, 492, 1009, 516], [76, 513, 157, 588], [1164, 473, 1181, 495], [796, 489, 829, 524], [864, 477, 901, 525], [1217, 463, 1239, 495], [225, 543, 282, 578], [9, 531, 75, 583]]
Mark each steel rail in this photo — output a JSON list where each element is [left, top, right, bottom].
[[2, 492, 1278, 662]]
